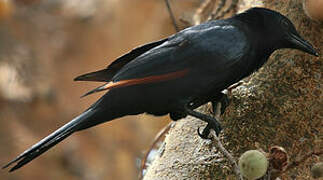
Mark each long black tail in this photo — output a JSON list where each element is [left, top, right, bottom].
[[2, 108, 98, 172]]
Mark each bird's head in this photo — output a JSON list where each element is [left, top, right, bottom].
[[237, 7, 319, 56]]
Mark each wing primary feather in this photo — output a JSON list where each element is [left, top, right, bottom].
[[74, 69, 110, 82], [74, 38, 168, 82], [80, 83, 112, 98]]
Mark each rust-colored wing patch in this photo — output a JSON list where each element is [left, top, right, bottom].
[[81, 69, 189, 97]]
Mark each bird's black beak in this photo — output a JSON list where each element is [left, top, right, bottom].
[[289, 33, 319, 57]]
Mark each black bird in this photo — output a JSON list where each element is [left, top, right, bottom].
[[3, 7, 318, 172]]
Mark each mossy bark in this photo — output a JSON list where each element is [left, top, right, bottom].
[[143, 0, 322, 179]]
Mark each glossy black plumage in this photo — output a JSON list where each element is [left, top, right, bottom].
[[3, 8, 318, 172]]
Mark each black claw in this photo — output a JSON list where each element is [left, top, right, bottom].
[[197, 121, 223, 139], [197, 126, 212, 140], [184, 105, 223, 139]]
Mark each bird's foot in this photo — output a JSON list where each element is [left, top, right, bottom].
[[185, 106, 222, 139], [197, 118, 222, 139]]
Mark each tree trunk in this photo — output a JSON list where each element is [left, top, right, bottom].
[[143, 0, 322, 179]]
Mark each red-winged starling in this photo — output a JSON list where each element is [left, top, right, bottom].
[[3, 7, 318, 172]]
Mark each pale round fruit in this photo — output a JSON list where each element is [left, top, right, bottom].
[[238, 150, 268, 180]]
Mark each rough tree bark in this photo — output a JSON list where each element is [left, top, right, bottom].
[[143, 0, 322, 179]]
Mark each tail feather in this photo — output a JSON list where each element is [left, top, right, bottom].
[[3, 108, 97, 172]]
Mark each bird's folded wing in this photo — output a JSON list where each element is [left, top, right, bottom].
[[80, 22, 248, 97]]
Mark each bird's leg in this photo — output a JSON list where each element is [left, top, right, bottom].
[[184, 81, 244, 139], [210, 81, 244, 115], [211, 93, 230, 115], [184, 106, 222, 139]]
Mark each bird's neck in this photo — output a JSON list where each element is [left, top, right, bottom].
[[245, 35, 276, 74], [252, 37, 276, 68], [230, 17, 278, 72]]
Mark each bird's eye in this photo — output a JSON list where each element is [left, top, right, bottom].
[[281, 19, 290, 29]]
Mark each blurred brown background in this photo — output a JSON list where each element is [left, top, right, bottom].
[[0, 0, 200, 179]]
